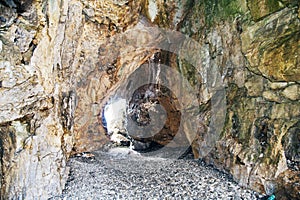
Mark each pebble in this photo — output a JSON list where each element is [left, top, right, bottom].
[[51, 147, 265, 200]]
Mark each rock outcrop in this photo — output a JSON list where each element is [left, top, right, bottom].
[[175, 1, 300, 198], [0, 0, 299, 199]]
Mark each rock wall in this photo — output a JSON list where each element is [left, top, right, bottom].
[[0, 0, 299, 199], [175, 0, 300, 199], [0, 0, 72, 198]]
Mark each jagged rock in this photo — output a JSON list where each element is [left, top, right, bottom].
[[0, 0, 74, 198], [247, 0, 284, 21], [241, 7, 300, 82], [281, 84, 300, 100], [0, 4, 17, 28], [127, 83, 183, 147], [262, 90, 282, 102], [268, 82, 288, 90], [245, 75, 264, 97], [0, 0, 299, 199]]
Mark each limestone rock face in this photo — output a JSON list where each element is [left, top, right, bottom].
[[247, 0, 299, 21], [171, 0, 300, 198], [247, 0, 284, 21], [241, 7, 300, 82], [0, 0, 74, 198], [0, 0, 299, 199], [81, 0, 141, 32]]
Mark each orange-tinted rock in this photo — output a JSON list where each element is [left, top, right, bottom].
[[241, 7, 300, 82]]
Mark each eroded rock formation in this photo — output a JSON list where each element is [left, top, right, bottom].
[[0, 0, 299, 199]]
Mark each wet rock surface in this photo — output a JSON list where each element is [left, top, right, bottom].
[[54, 147, 264, 200]]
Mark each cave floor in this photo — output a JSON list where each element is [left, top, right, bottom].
[[52, 146, 265, 200]]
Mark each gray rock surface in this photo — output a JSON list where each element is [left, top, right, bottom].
[[53, 147, 263, 200]]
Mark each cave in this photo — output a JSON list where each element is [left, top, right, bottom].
[[101, 51, 200, 158], [0, 0, 299, 199]]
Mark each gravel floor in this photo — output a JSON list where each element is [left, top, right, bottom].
[[52, 147, 265, 200]]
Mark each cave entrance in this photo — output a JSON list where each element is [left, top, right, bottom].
[[102, 82, 193, 156], [101, 52, 194, 158]]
